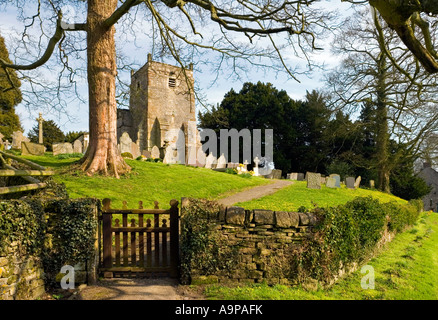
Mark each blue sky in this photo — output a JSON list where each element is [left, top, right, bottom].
[[0, 1, 354, 135]]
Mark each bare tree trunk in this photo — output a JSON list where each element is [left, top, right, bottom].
[[80, 0, 130, 177]]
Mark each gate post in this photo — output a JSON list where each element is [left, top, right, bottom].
[[169, 199, 179, 278], [102, 199, 113, 272]]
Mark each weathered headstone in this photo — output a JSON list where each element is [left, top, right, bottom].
[[53, 142, 74, 156], [297, 173, 305, 181], [320, 176, 326, 185], [227, 162, 238, 169], [142, 150, 151, 158], [354, 176, 361, 189], [370, 180, 375, 188], [265, 169, 282, 179], [216, 153, 227, 169], [326, 177, 336, 188], [205, 153, 217, 169], [345, 177, 355, 189], [21, 141, 45, 156], [119, 132, 132, 155], [329, 174, 341, 188], [306, 172, 321, 189], [288, 172, 298, 180], [73, 139, 83, 154], [163, 145, 178, 164], [196, 150, 206, 167], [253, 157, 260, 176], [131, 142, 141, 159], [11, 131, 29, 150], [151, 145, 160, 159]]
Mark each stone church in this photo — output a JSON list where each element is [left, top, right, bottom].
[[117, 54, 200, 163]]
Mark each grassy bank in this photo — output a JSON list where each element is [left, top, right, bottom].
[[236, 181, 406, 211], [22, 154, 271, 209]]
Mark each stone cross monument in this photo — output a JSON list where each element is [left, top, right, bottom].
[[37, 113, 44, 144]]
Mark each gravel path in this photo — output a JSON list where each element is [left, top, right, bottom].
[[73, 278, 202, 300], [217, 179, 293, 207]]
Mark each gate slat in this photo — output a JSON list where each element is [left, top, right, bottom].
[[130, 219, 136, 266], [162, 219, 167, 267], [139, 213, 144, 267], [146, 219, 152, 267], [115, 219, 121, 267], [123, 213, 128, 267], [154, 213, 160, 267]]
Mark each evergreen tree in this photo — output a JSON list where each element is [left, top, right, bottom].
[[0, 34, 22, 140]]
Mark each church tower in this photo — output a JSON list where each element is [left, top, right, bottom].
[[128, 54, 196, 156]]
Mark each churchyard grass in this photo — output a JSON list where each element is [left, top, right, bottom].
[[22, 153, 271, 209], [235, 181, 406, 211], [204, 211, 438, 300]]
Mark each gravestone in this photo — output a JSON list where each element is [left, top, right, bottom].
[[151, 145, 160, 159], [345, 177, 355, 189], [163, 145, 178, 164], [320, 176, 326, 185], [119, 132, 132, 155], [216, 153, 227, 169], [265, 169, 282, 179], [73, 139, 83, 154], [326, 177, 336, 188], [195, 150, 206, 167], [288, 173, 298, 180], [21, 141, 45, 156], [306, 172, 321, 189], [227, 162, 238, 169], [205, 153, 217, 169], [370, 180, 375, 188], [131, 142, 141, 159], [142, 150, 151, 158], [329, 174, 341, 188], [354, 176, 361, 189], [297, 173, 305, 181], [253, 157, 260, 176], [53, 142, 74, 156], [11, 131, 29, 150]]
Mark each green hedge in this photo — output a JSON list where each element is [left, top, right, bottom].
[[292, 196, 422, 284]]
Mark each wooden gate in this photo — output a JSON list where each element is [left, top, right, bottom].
[[100, 198, 179, 278]]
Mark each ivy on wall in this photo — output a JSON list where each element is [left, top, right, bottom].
[[0, 187, 100, 289], [291, 196, 422, 284], [180, 198, 240, 284]]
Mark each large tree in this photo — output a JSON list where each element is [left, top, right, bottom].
[[326, 6, 438, 192], [0, 1, 436, 177], [0, 0, 333, 177]]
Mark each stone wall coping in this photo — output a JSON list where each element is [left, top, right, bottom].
[[221, 206, 317, 228]]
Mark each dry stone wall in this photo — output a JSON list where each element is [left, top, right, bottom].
[[181, 199, 319, 285], [0, 244, 45, 300]]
